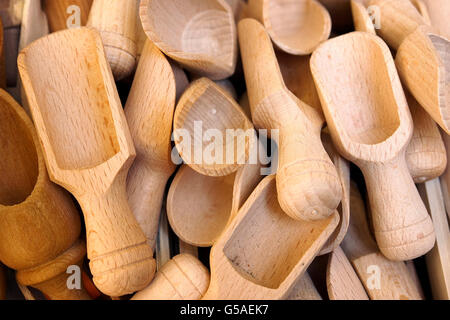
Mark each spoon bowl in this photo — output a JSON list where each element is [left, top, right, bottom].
[[174, 77, 256, 177], [140, 0, 237, 80], [248, 0, 331, 55]]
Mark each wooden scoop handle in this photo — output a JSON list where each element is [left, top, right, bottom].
[[238, 18, 342, 221], [43, 0, 93, 32], [361, 153, 435, 261], [126, 158, 174, 251], [87, 0, 138, 80], [78, 173, 156, 297], [369, 0, 426, 49]]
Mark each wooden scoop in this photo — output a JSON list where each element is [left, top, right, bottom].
[[18, 28, 156, 297], [87, 0, 138, 80], [132, 254, 210, 300], [326, 247, 369, 300], [239, 18, 342, 221], [0, 89, 89, 300], [418, 179, 450, 300], [167, 159, 264, 247], [406, 93, 447, 183], [311, 31, 435, 261], [340, 183, 424, 300], [173, 77, 256, 177], [140, 0, 237, 80], [286, 273, 322, 300], [350, 0, 376, 34], [247, 0, 331, 55], [353, 1, 447, 183], [422, 0, 450, 39], [43, 0, 93, 32], [369, 0, 450, 134], [125, 40, 187, 251], [202, 175, 339, 299]]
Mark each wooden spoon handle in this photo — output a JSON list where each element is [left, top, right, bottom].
[[361, 154, 435, 261], [369, 0, 425, 49], [87, 0, 138, 80], [43, 0, 92, 32], [78, 174, 156, 297], [126, 158, 174, 251], [277, 123, 343, 221]]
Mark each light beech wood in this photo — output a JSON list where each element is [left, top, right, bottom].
[[247, 0, 331, 55], [18, 0, 49, 114], [418, 179, 450, 300], [0, 89, 89, 300], [87, 0, 138, 80], [277, 52, 322, 111], [140, 0, 237, 80], [421, 0, 450, 39], [43, 0, 92, 32], [167, 159, 264, 247], [132, 254, 210, 300], [341, 184, 424, 300], [406, 93, 447, 183], [353, 1, 446, 183], [410, 0, 431, 25], [286, 273, 322, 300], [174, 77, 256, 177], [18, 28, 156, 297], [125, 40, 185, 251], [350, 0, 375, 34], [320, 132, 350, 255], [312, 31, 435, 261], [179, 240, 199, 258], [327, 247, 369, 300], [239, 18, 342, 221], [225, 0, 246, 21], [202, 175, 339, 299], [369, 0, 450, 134]]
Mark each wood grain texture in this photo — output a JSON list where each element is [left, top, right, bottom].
[[18, 28, 156, 297], [277, 52, 322, 111], [247, 0, 331, 55], [202, 175, 339, 299], [174, 77, 256, 177], [140, 0, 237, 80], [87, 0, 138, 80], [421, 0, 450, 39], [0, 89, 89, 300], [286, 273, 322, 300], [418, 179, 450, 300], [18, 0, 49, 114], [132, 254, 210, 300], [239, 18, 342, 222], [327, 247, 369, 300], [320, 132, 350, 255], [167, 160, 264, 247], [341, 184, 424, 300], [312, 31, 435, 261], [125, 40, 180, 251], [369, 0, 450, 134], [406, 92, 447, 183], [43, 0, 92, 32], [350, 0, 375, 34]]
